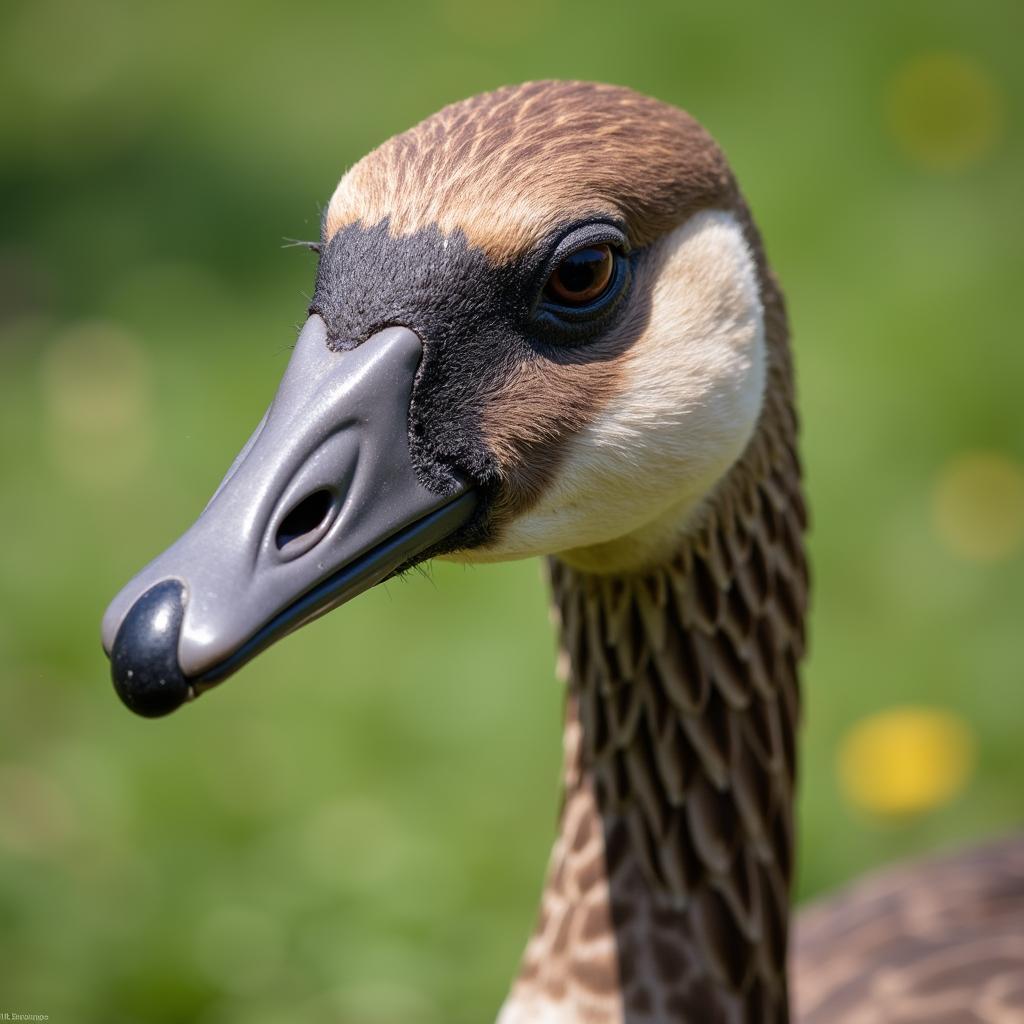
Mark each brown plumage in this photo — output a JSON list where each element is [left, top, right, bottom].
[[795, 835, 1024, 1023], [501, 206, 806, 1019], [326, 81, 734, 263]]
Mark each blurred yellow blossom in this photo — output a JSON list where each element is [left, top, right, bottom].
[[885, 53, 1004, 172], [933, 451, 1024, 563], [838, 707, 975, 817]]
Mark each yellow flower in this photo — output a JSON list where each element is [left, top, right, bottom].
[[933, 452, 1024, 564], [838, 707, 974, 817], [885, 53, 1004, 172]]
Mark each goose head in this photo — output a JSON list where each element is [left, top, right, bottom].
[[101, 81, 770, 717]]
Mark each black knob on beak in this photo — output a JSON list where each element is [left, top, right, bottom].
[[110, 579, 191, 718]]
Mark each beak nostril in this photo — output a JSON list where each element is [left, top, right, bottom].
[[276, 489, 334, 551]]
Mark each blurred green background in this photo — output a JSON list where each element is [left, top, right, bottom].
[[1, 1, 1022, 1021]]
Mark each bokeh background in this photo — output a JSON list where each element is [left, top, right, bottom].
[[1, 1, 1021, 1021]]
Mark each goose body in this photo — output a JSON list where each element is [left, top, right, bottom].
[[102, 82, 1024, 1022]]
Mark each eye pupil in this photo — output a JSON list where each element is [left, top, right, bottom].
[[560, 250, 603, 292], [545, 244, 615, 306]]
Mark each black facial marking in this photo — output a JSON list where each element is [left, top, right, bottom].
[[309, 219, 642, 554], [311, 221, 525, 511]]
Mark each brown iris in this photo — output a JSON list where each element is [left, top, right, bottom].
[[544, 244, 615, 306]]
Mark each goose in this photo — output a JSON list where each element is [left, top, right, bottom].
[[101, 81, 1024, 1023]]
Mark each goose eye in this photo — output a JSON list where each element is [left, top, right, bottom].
[[544, 244, 615, 306]]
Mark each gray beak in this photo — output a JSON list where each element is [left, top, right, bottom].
[[101, 314, 476, 717]]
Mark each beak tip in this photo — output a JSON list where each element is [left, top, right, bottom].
[[109, 579, 192, 718]]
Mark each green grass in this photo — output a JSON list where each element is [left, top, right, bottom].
[[1, 1, 1022, 1020]]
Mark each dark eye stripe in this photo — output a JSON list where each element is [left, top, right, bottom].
[[544, 244, 615, 306]]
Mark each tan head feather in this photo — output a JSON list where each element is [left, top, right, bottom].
[[325, 80, 737, 263]]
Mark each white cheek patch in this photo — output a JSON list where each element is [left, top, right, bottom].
[[475, 209, 766, 569], [497, 993, 619, 1024]]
